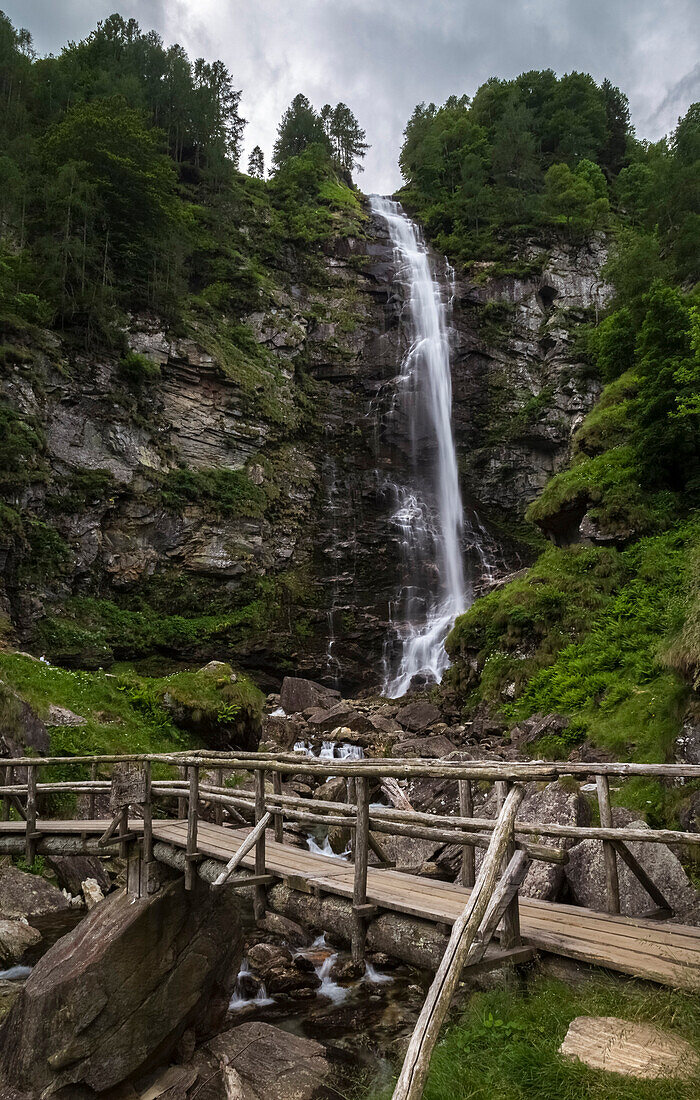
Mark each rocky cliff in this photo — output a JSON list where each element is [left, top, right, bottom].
[[0, 205, 609, 691]]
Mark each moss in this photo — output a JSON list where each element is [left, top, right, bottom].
[[45, 468, 118, 512], [118, 350, 161, 385], [447, 521, 699, 761], [160, 466, 267, 518], [526, 444, 679, 537], [0, 403, 48, 492]]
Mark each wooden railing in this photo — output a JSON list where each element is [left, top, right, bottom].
[[1, 751, 699, 949]]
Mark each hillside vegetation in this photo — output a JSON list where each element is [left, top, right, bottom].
[[400, 78, 700, 789]]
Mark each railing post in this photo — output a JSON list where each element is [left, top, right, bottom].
[[347, 777, 356, 861], [25, 764, 37, 865], [1, 765, 9, 821], [215, 767, 224, 827], [118, 804, 129, 861], [596, 774, 620, 914], [272, 771, 283, 843], [89, 760, 98, 819], [495, 780, 520, 948], [459, 779, 475, 887], [254, 768, 267, 919], [352, 776, 370, 965], [142, 760, 153, 865], [177, 765, 187, 820], [185, 764, 199, 891]]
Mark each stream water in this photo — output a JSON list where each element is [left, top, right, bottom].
[[370, 196, 468, 697]]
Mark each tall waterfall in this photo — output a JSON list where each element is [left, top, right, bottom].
[[371, 196, 466, 697]]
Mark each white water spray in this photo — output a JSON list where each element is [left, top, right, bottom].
[[371, 196, 466, 696]]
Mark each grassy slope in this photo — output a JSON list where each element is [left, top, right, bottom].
[[371, 978, 700, 1100]]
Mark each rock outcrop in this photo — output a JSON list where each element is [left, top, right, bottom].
[[0, 209, 609, 691], [0, 878, 243, 1097]]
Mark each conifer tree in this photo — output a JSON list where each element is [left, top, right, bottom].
[[248, 144, 264, 178]]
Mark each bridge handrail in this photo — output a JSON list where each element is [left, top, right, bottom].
[[1, 750, 699, 780], [2, 748, 699, 925]]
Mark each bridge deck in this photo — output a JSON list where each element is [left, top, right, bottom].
[[3, 818, 699, 990]]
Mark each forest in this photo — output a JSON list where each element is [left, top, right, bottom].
[[0, 7, 699, 1100]]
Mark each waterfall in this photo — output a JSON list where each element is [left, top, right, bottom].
[[370, 196, 466, 697]]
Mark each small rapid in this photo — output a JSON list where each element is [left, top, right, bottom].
[[370, 196, 466, 696]]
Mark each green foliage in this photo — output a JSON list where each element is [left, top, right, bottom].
[[160, 466, 267, 518], [371, 978, 700, 1100], [398, 71, 628, 265], [544, 161, 609, 234], [0, 404, 49, 492], [118, 351, 161, 385], [273, 93, 368, 178], [447, 523, 698, 760]]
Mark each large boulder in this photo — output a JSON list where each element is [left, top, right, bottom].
[[0, 920, 41, 968], [0, 878, 243, 1097], [450, 780, 589, 901], [306, 703, 372, 736], [45, 855, 110, 897], [0, 683, 49, 760], [565, 814, 700, 922], [209, 1022, 332, 1099], [395, 700, 441, 732], [0, 867, 69, 921], [279, 677, 340, 715], [394, 734, 457, 758]]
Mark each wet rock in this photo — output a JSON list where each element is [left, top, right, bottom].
[[307, 703, 372, 735], [0, 867, 69, 920], [329, 957, 363, 981], [565, 813, 700, 922], [0, 878, 243, 1096], [395, 701, 441, 732], [279, 677, 340, 714], [0, 920, 41, 968], [246, 942, 320, 998], [313, 776, 347, 803], [256, 912, 310, 948], [45, 855, 110, 897]]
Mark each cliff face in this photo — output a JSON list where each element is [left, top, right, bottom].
[[0, 206, 609, 690]]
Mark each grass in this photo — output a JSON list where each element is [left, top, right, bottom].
[[0, 651, 262, 767], [370, 977, 700, 1100], [446, 521, 699, 764]]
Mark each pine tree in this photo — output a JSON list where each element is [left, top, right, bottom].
[[248, 144, 264, 178], [272, 94, 329, 169]]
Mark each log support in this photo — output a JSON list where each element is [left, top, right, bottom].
[[596, 774, 620, 914], [254, 768, 267, 919], [391, 784, 526, 1100], [185, 765, 199, 891], [352, 776, 370, 964]]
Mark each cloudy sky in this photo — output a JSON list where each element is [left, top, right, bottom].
[[6, 0, 699, 192]]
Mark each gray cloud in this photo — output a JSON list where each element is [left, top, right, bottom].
[[5, 1, 699, 191]]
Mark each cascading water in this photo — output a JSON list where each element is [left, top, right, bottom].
[[370, 196, 466, 697]]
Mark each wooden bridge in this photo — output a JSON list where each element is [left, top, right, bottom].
[[2, 750, 700, 1099]]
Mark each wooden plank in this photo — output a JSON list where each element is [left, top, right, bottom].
[[254, 769, 267, 920]]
